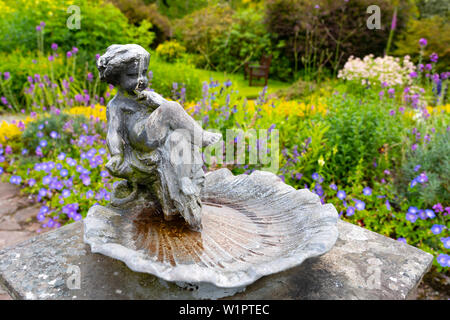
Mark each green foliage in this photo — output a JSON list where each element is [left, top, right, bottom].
[[397, 129, 450, 207], [108, 0, 172, 45], [208, 8, 272, 74], [0, 0, 155, 59], [152, 0, 211, 19], [320, 91, 405, 185], [156, 40, 186, 63], [174, 3, 235, 70], [416, 0, 450, 18], [277, 78, 317, 100], [394, 15, 450, 71], [264, 0, 412, 78], [149, 53, 202, 101]]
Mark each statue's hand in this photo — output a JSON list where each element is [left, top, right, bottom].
[[106, 154, 123, 175], [134, 90, 163, 110]]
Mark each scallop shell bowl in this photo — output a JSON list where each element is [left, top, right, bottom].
[[84, 168, 339, 289]]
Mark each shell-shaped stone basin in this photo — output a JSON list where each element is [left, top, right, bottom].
[[83, 168, 339, 288]]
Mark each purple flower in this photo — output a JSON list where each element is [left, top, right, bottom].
[[408, 206, 419, 214], [312, 172, 320, 181], [86, 190, 94, 199], [50, 131, 58, 139], [387, 88, 395, 97], [406, 212, 417, 223], [437, 254, 449, 267], [409, 71, 417, 78], [87, 72, 93, 82], [3, 72, 10, 80], [414, 165, 421, 172], [295, 173, 303, 180], [51, 43, 58, 51], [410, 178, 418, 188], [432, 203, 443, 213], [39, 140, 48, 148], [362, 187, 372, 196], [9, 175, 22, 185], [346, 206, 355, 216], [431, 224, 445, 235], [67, 51, 73, 58], [57, 152, 66, 160], [419, 38, 427, 47], [397, 238, 407, 244], [385, 200, 391, 211], [337, 190, 346, 200], [48, 55, 54, 62], [62, 189, 71, 198], [411, 144, 418, 151], [417, 172, 428, 183], [28, 178, 36, 187], [329, 183, 337, 191], [39, 188, 47, 197], [430, 53, 438, 63], [425, 209, 435, 219], [418, 210, 427, 220], [441, 237, 450, 249], [36, 25, 42, 32], [100, 170, 109, 178], [354, 199, 365, 211], [60, 169, 69, 177]]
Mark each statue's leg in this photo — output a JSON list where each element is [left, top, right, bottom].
[[146, 101, 221, 148]]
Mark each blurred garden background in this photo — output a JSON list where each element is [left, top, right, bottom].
[[0, 0, 448, 298]]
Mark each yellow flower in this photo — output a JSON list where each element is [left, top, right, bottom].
[[0, 121, 22, 144]]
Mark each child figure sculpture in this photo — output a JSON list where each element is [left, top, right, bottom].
[[97, 44, 221, 231]]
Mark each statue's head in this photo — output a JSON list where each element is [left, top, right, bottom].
[[97, 44, 150, 94]]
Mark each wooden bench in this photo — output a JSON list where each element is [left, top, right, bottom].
[[244, 55, 272, 87]]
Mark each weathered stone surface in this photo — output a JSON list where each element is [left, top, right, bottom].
[[0, 199, 19, 217], [0, 219, 433, 300], [13, 205, 40, 224], [0, 217, 22, 231], [0, 183, 20, 201]]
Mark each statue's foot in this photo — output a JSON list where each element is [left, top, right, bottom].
[[202, 131, 222, 147]]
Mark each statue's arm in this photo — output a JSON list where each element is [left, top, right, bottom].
[[106, 103, 124, 157]]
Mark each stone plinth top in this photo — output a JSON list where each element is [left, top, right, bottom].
[[0, 220, 432, 300]]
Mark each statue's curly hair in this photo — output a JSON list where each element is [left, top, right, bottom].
[[96, 44, 150, 85]]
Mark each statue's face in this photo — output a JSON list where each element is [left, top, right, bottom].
[[119, 56, 149, 94]]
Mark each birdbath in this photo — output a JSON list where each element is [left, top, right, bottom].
[[83, 44, 339, 296]]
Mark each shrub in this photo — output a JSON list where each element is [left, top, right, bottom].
[[149, 54, 202, 101], [108, 0, 172, 45], [394, 16, 450, 71], [320, 91, 406, 185], [338, 54, 416, 87], [264, 0, 412, 78], [415, 0, 450, 18], [396, 126, 450, 207], [0, 0, 155, 59], [156, 40, 186, 63], [174, 3, 235, 70]]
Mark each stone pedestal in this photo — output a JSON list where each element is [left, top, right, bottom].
[[0, 220, 432, 300]]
